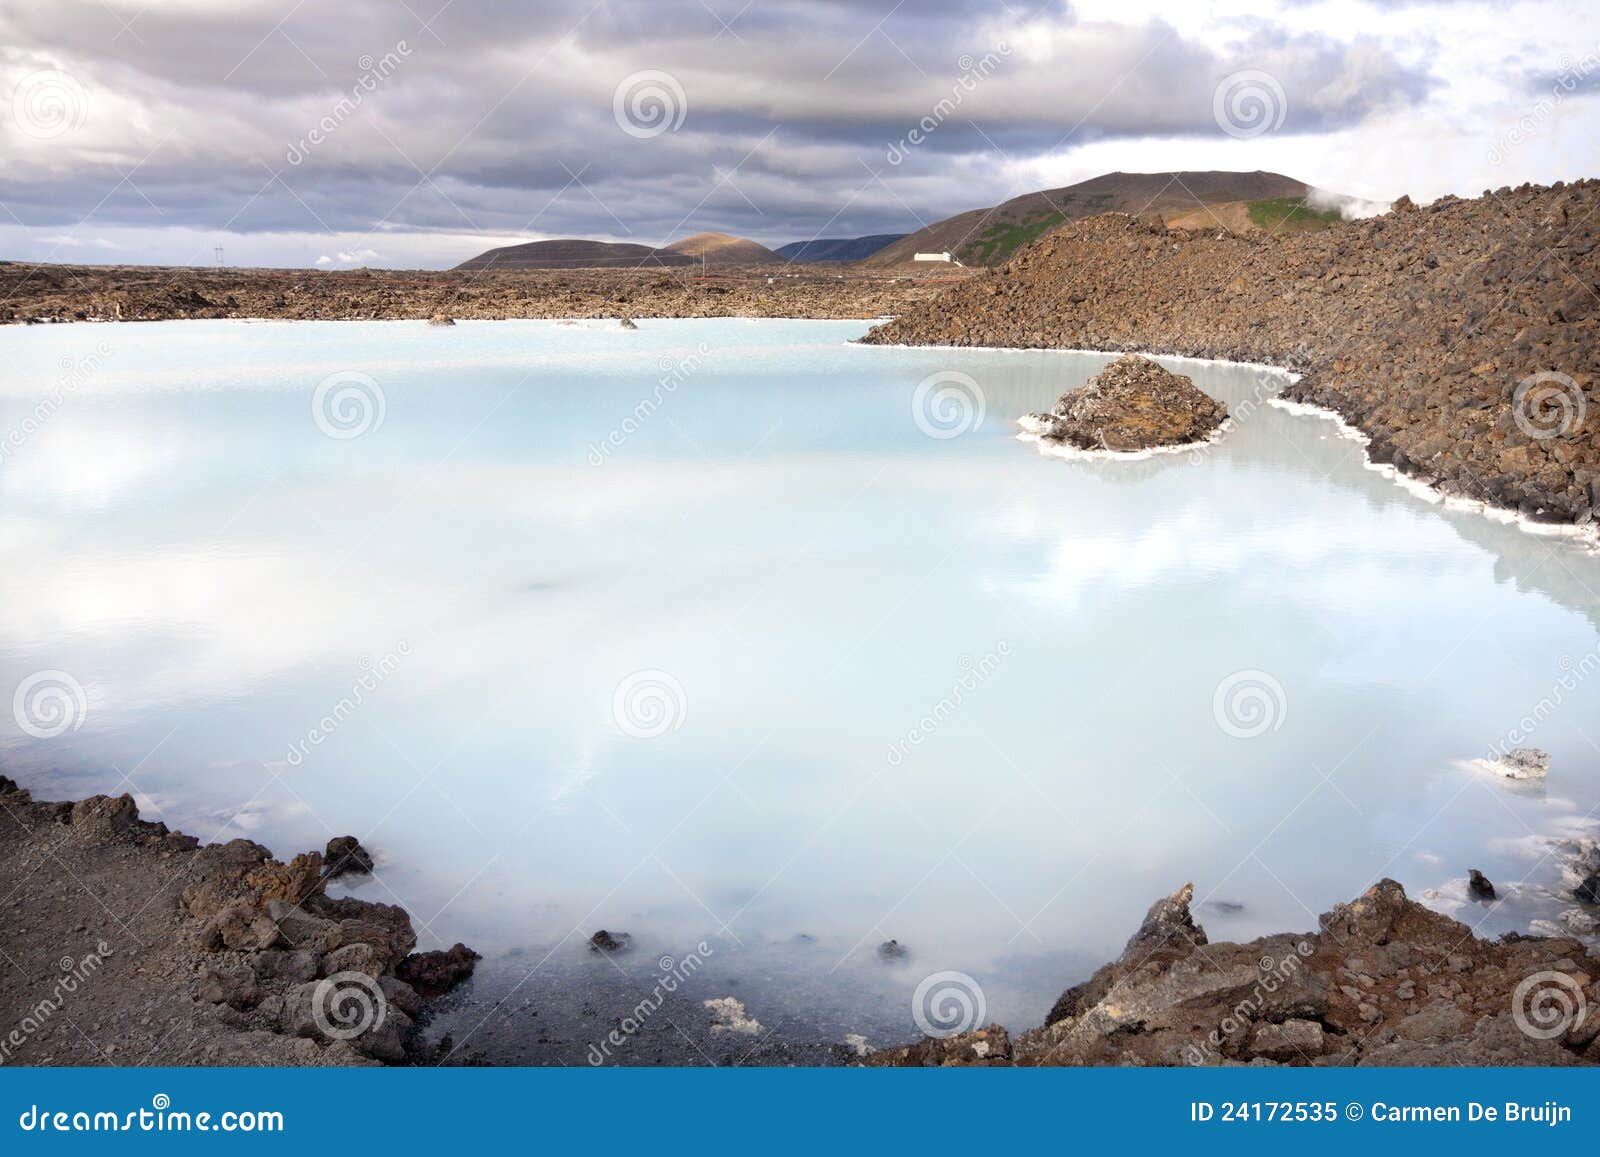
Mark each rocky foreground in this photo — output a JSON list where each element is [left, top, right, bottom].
[[1021, 353, 1229, 452], [864, 181, 1600, 529], [0, 261, 962, 325], [0, 777, 475, 1065], [870, 876, 1600, 1067]]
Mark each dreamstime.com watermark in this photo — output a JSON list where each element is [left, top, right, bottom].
[[588, 343, 712, 465], [1511, 371, 1587, 441], [613, 70, 687, 138], [887, 642, 1010, 766], [1212, 669, 1288, 739], [1511, 970, 1588, 1041], [285, 642, 411, 766], [311, 971, 387, 1040], [1181, 943, 1314, 1064], [1213, 69, 1287, 139], [587, 942, 714, 1064], [285, 43, 412, 165], [1187, 373, 1287, 465], [612, 669, 687, 739], [911, 370, 986, 439], [0, 343, 111, 464], [17, 1094, 283, 1133], [0, 945, 111, 1065], [311, 370, 386, 439], [885, 44, 1011, 164], [1484, 641, 1600, 761], [11, 670, 88, 740], [1489, 44, 1600, 166], [912, 970, 987, 1038], [11, 69, 87, 140]]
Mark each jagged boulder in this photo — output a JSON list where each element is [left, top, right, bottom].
[[395, 943, 480, 995], [323, 835, 374, 878], [69, 794, 139, 840], [1022, 355, 1228, 452]]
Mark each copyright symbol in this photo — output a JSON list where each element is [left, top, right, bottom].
[[1345, 1102, 1364, 1121]]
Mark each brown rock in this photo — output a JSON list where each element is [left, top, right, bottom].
[[69, 794, 139, 840], [1024, 355, 1228, 452], [395, 943, 481, 996]]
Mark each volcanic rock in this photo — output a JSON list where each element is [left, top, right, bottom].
[[323, 835, 374, 878], [1022, 355, 1228, 452], [588, 929, 630, 953], [395, 942, 481, 995]]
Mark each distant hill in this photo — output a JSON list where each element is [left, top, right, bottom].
[[453, 239, 694, 271], [866, 171, 1315, 267], [774, 234, 907, 263], [456, 231, 784, 271], [660, 232, 780, 265]]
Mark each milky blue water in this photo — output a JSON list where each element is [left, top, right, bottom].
[[2, 318, 1598, 1061]]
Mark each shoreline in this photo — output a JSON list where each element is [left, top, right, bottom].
[[5, 773, 1597, 1067], [0, 776, 477, 1067], [1267, 396, 1600, 548]]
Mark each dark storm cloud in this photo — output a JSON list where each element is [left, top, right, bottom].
[[0, 0, 1439, 258]]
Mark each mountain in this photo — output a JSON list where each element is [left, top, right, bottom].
[[659, 232, 781, 265], [453, 239, 695, 271], [774, 234, 908, 263], [865, 171, 1315, 267]]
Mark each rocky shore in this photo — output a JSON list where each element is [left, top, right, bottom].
[[0, 262, 962, 325], [5, 775, 1598, 1067], [862, 181, 1599, 530], [1021, 353, 1229, 453], [869, 876, 1600, 1067], [0, 776, 475, 1065]]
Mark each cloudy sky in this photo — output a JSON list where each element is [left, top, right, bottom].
[[1, 0, 1596, 268]]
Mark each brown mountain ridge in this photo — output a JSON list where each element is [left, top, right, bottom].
[[455, 231, 779, 271]]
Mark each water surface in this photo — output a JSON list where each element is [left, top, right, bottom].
[[2, 319, 1598, 1062]]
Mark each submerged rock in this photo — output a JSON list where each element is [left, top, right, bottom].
[[427, 314, 455, 326], [1022, 354, 1228, 453], [588, 929, 631, 953], [1578, 873, 1600, 905], [1468, 869, 1498, 901], [704, 996, 762, 1035], [323, 835, 374, 878], [1561, 908, 1598, 934], [1482, 747, 1551, 780], [877, 939, 908, 960], [395, 942, 481, 995], [618, 316, 638, 330]]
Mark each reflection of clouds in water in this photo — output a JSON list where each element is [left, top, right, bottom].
[[2, 421, 183, 505], [4, 323, 1600, 1035], [996, 496, 1477, 613]]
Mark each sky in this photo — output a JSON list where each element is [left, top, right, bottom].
[[1, 0, 1597, 269]]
